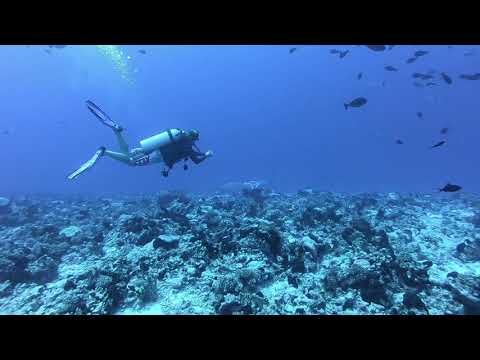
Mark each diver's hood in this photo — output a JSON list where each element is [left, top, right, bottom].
[[189, 129, 200, 140]]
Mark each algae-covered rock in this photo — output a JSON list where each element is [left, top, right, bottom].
[[26, 255, 58, 284], [59, 226, 81, 238], [153, 235, 180, 250], [0, 197, 11, 214]]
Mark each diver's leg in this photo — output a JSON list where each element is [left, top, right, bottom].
[[85, 100, 130, 153], [113, 130, 130, 155], [104, 150, 133, 165]]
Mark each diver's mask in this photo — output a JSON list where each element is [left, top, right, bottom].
[[189, 129, 200, 141]]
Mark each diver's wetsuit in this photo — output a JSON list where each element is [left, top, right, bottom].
[[103, 130, 162, 166], [105, 129, 208, 169], [159, 135, 209, 168]]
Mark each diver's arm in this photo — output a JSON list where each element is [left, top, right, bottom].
[[190, 151, 208, 165], [190, 147, 213, 164]]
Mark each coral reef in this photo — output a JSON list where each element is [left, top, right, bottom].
[[0, 188, 479, 315]]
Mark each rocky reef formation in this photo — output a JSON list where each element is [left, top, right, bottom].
[[1, 187, 479, 315]]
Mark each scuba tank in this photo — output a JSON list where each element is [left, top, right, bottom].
[[140, 128, 184, 153]]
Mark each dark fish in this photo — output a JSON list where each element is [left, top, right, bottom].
[[385, 65, 398, 72], [289, 48, 297, 54], [357, 72, 363, 80], [459, 73, 480, 80], [414, 50, 429, 57], [330, 49, 348, 58], [426, 82, 438, 86], [395, 139, 404, 145], [441, 72, 452, 84], [0, 129, 9, 135], [440, 127, 448, 135], [464, 50, 475, 57], [439, 183, 462, 193], [382, 80, 386, 87], [51, 45, 67, 49], [412, 73, 434, 80], [138, 49, 147, 55], [365, 45, 386, 52], [430, 140, 446, 148], [406, 57, 417, 64], [417, 112, 423, 118], [413, 81, 424, 88], [44, 49, 51, 54], [344, 97, 367, 110], [448, 46, 453, 49], [388, 45, 395, 50]]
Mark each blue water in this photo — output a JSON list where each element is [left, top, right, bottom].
[[1, 45, 479, 195]]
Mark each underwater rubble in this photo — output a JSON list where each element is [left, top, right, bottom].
[[1, 187, 480, 315]]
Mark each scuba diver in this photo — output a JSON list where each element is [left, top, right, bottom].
[[67, 100, 213, 180]]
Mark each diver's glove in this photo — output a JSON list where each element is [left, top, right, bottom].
[[205, 150, 214, 158]]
